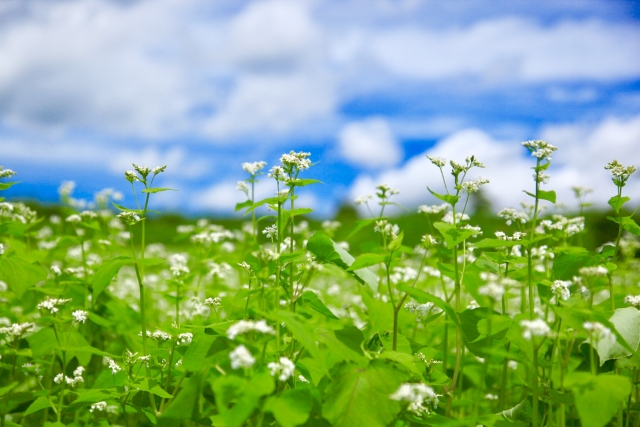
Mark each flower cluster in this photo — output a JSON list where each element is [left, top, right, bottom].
[[105, 358, 121, 374], [522, 140, 558, 160], [551, 280, 571, 303], [117, 212, 141, 226], [579, 266, 608, 277], [230, 345, 255, 369], [169, 253, 190, 277], [390, 383, 441, 416], [267, 357, 296, 381], [605, 160, 636, 187], [227, 320, 275, 340], [72, 310, 89, 324], [460, 177, 490, 193], [520, 318, 551, 340], [0, 322, 34, 341], [37, 297, 72, 314], [418, 203, 449, 215], [280, 151, 311, 172], [624, 295, 640, 308], [497, 208, 529, 225], [583, 322, 614, 342], [405, 302, 440, 321], [177, 332, 193, 345], [374, 220, 400, 240], [54, 366, 85, 387]]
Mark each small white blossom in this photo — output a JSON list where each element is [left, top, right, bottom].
[[37, 298, 72, 314], [520, 318, 551, 340], [242, 161, 267, 175], [106, 358, 121, 375], [204, 297, 222, 307], [72, 310, 89, 324], [522, 140, 558, 160], [178, 333, 193, 345], [418, 204, 449, 215], [0, 322, 34, 341], [65, 214, 82, 224], [478, 283, 504, 302], [227, 320, 275, 340], [117, 212, 141, 226], [583, 322, 615, 342], [268, 357, 295, 381], [551, 281, 571, 303], [355, 195, 372, 205], [262, 225, 278, 240], [426, 156, 447, 168], [579, 266, 608, 277], [460, 177, 489, 193], [230, 345, 255, 369], [390, 383, 440, 416], [624, 295, 640, 308], [90, 401, 108, 413]]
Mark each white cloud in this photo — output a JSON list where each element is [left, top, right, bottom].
[[370, 18, 640, 83], [350, 114, 640, 216], [338, 117, 402, 168]]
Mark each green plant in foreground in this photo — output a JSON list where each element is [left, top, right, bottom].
[[0, 147, 640, 427]]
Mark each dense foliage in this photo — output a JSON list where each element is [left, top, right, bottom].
[[1, 144, 640, 427]]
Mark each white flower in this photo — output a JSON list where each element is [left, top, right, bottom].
[[478, 283, 504, 302], [106, 358, 121, 375], [152, 165, 167, 175], [262, 225, 278, 240], [485, 393, 499, 400], [298, 375, 309, 383], [405, 302, 440, 321], [460, 177, 489, 193], [497, 208, 529, 225], [418, 204, 449, 214], [624, 295, 640, 308], [268, 357, 295, 381], [355, 195, 372, 205], [0, 322, 34, 341], [467, 300, 480, 310], [236, 181, 249, 195], [426, 156, 447, 168], [227, 320, 275, 340], [583, 322, 615, 342], [168, 253, 190, 277], [551, 281, 571, 303], [442, 212, 469, 224], [280, 151, 311, 171], [579, 266, 608, 277], [374, 220, 399, 240], [507, 360, 518, 370], [238, 261, 252, 271], [605, 160, 636, 186], [177, 333, 193, 345], [204, 297, 222, 307], [520, 318, 551, 340], [390, 383, 440, 416], [37, 297, 72, 314], [90, 401, 108, 413], [230, 345, 255, 369], [268, 166, 285, 179], [242, 161, 267, 175], [72, 310, 89, 324], [117, 212, 141, 226], [0, 167, 17, 179], [522, 140, 558, 160], [65, 214, 82, 223]]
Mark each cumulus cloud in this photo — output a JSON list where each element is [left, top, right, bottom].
[[350, 114, 640, 215], [370, 18, 640, 83], [338, 117, 402, 168]]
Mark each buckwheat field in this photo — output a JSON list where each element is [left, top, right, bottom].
[[2, 141, 640, 427]]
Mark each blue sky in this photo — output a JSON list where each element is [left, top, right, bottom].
[[2, 0, 640, 217]]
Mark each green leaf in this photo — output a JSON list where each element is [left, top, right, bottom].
[[474, 238, 523, 249], [609, 195, 631, 214], [141, 187, 176, 194], [159, 371, 204, 424], [213, 371, 274, 427], [347, 253, 385, 271], [235, 200, 253, 212], [564, 373, 631, 427], [314, 329, 367, 365], [27, 327, 58, 357], [593, 307, 640, 364], [274, 311, 322, 361], [523, 189, 556, 204], [282, 207, 313, 217], [0, 382, 18, 397], [182, 334, 217, 371], [552, 248, 592, 280], [0, 181, 19, 190], [300, 291, 338, 319], [92, 256, 132, 299], [322, 360, 409, 427], [621, 217, 640, 237], [265, 388, 313, 427], [23, 396, 52, 416], [307, 232, 378, 291], [428, 187, 459, 205], [396, 284, 460, 327], [346, 218, 380, 239], [290, 178, 323, 187], [433, 222, 478, 247], [0, 256, 48, 298]]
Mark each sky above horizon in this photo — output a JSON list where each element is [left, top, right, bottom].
[[2, 0, 640, 218]]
